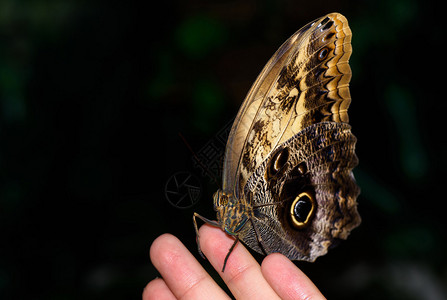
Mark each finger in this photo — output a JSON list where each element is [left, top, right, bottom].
[[142, 278, 176, 300], [150, 233, 231, 300], [199, 225, 281, 300], [261, 253, 326, 300]]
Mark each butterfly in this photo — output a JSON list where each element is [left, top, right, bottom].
[[193, 12, 360, 272]]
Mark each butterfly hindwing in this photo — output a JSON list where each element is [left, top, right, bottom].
[[241, 122, 360, 260]]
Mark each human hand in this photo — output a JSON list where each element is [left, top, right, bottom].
[[143, 224, 326, 299]]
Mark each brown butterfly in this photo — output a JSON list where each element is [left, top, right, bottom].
[[194, 12, 360, 272]]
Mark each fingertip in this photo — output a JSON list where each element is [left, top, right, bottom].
[[150, 233, 177, 250], [148, 231, 230, 299], [149, 233, 187, 273], [198, 224, 234, 265], [261, 252, 290, 270], [143, 278, 176, 300], [198, 223, 224, 239], [262, 253, 326, 300]]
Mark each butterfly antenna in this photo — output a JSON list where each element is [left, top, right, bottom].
[[178, 132, 221, 188]]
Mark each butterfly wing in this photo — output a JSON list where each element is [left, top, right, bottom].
[[242, 122, 360, 261], [221, 18, 315, 196], [222, 13, 353, 199]]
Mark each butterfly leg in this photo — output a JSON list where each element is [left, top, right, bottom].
[[222, 237, 239, 272], [250, 218, 268, 256], [193, 212, 220, 259]]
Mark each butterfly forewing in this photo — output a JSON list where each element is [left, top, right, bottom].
[[223, 13, 353, 199], [221, 21, 316, 198]]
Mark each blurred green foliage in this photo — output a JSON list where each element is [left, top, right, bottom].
[[0, 0, 445, 299], [176, 14, 228, 59], [385, 84, 428, 180]]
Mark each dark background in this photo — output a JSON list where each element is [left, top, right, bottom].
[[1, 0, 445, 299]]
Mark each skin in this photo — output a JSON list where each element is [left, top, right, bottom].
[[143, 225, 326, 300]]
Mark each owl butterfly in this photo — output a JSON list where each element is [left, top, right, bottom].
[[193, 12, 360, 272]]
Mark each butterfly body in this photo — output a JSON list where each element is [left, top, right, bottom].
[[194, 12, 360, 271], [213, 190, 249, 236]]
